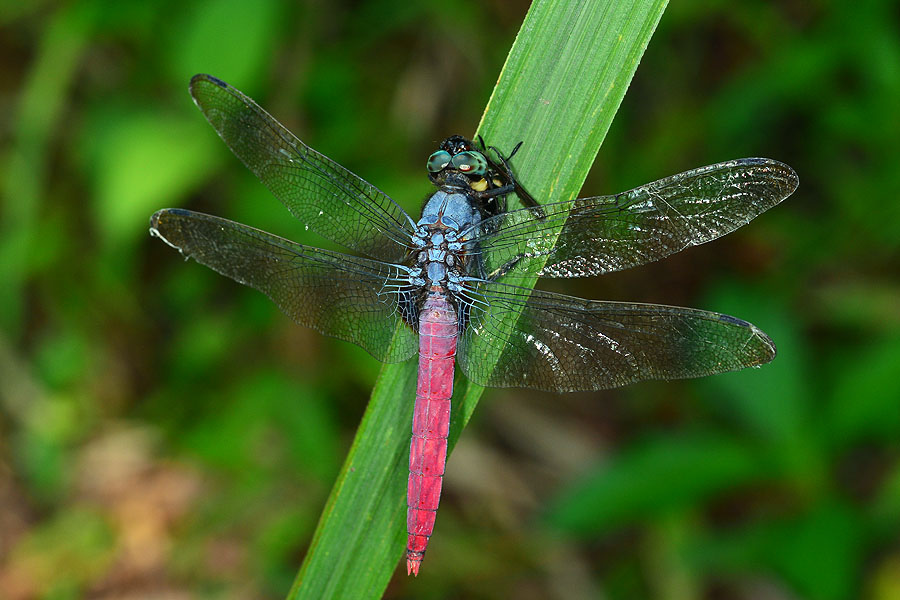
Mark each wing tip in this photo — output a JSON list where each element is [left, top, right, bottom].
[[189, 74, 231, 110], [150, 207, 191, 225], [734, 157, 799, 197], [148, 209, 189, 253], [190, 73, 227, 89], [717, 312, 778, 364], [753, 325, 778, 364]]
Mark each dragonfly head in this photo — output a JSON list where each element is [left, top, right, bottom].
[[427, 135, 489, 190], [438, 134, 474, 155]]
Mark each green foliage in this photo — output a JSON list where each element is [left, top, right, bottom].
[[1, 0, 899, 598], [4, 508, 116, 598], [82, 110, 219, 247], [546, 432, 765, 534]]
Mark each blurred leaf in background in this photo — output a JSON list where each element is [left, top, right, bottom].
[[1, 0, 899, 599]]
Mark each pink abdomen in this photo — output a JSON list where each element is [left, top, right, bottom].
[[406, 293, 457, 576]]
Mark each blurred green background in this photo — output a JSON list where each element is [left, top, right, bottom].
[[1, 1, 899, 598]]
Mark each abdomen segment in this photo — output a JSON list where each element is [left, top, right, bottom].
[[407, 293, 457, 576]]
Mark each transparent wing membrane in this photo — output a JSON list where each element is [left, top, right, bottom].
[[151, 208, 418, 363], [458, 280, 776, 392], [190, 74, 415, 262], [472, 158, 798, 280], [153, 75, 797, 393]]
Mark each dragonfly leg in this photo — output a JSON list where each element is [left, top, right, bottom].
[[485, 142, 545, 218], [474, 183, 516, 200]]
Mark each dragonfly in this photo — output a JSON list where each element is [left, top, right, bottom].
[[150, 74, 798, 576]]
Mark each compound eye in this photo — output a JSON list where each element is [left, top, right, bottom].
[[451, 151, 487, 176], [427, 150, 452, 173]]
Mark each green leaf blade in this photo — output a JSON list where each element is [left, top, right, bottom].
[[289, 1, 669, 597]]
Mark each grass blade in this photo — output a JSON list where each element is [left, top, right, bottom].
[[288, 1, 669, 597]]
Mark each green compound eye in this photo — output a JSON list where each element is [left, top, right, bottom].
[[427, 150, 452, 173], [451, 151, 487, 176]]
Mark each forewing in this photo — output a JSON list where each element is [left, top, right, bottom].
[[150, 209, 418, 363], [473, 158, 798, 279], [190, 74, 415, 262], [457, 281, 775, 392]]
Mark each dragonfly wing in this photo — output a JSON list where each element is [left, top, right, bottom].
[[474, 158, 798, 279], [190, 74, 415, 263], [151, 209, 419, 363], [457, 281, 775, 392]]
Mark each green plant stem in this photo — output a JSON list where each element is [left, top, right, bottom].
[[288, 1, 669, 597]]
